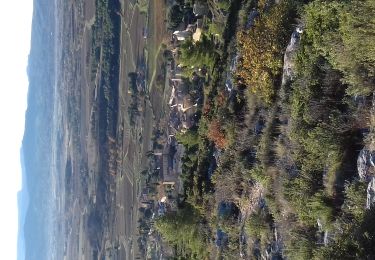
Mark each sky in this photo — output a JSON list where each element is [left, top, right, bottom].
[[0, 0, 33, 259]]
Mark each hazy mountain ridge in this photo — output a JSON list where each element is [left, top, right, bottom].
[[17, 149, 29, 260], [20, 0, 57, 259]]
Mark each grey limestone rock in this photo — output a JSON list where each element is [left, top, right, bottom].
[[357, 149, 375, 181], [367, 177, 375, 209]]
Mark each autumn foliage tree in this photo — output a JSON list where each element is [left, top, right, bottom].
[[237, 2, 292, 103], [207, 119, 227, 149]]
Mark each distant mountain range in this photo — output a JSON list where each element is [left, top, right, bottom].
[[17, 149, 29, 260], [18, 0, 56, 259]]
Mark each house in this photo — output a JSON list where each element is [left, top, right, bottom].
[[171, 77, 182, 83], [181, 113, 194, 130], [193, 19, 203, 42], [140, 201, 153, 209], [160, 143, 179, 183], [173, 30, 192, 41], [186, 24, 197, 32], [193, 28, 202, 42], [168, 86, 176, 106], [177, 95, 195, 113], [162, 181, 175, 188], [169, 107, 181, 130]]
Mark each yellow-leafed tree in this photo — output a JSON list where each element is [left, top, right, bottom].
[[237, 2, 292, 103]]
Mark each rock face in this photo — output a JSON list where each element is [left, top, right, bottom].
[[357, 149, 375, 209], [281, 27, 303, 86], [357, 149, 375, 181], [367, 177, 375, 209]]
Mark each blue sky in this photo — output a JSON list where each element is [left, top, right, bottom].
[[0, 1, 33, 259]]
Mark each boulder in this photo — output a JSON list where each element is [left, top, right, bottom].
[[358, 149, 368, 180]]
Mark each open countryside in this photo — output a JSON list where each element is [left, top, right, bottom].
[[20, 0, 375, 259]]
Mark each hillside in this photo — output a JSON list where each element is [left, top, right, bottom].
[[19, 0, 375, 259], [142, 0, 375, 258]]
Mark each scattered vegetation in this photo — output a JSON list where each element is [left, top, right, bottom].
[[156, 0, 375, 258]]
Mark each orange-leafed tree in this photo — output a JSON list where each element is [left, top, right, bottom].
[[207, 119, 227, 149]]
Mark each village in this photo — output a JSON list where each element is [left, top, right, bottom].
[[134, 1, 212, 258]]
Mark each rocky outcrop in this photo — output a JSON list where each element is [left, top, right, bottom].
[[367, 177, 375, 209], [357, 149, 375, 181], [316, 218, 332, 246], [281, 27, 303, 87], [357, 149, 375, 209]]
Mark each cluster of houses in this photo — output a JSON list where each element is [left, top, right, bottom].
[[137, 2, 211, 258], [150, 2, 210, 213], [137, 139, 185, 258], [172, 2, 207, 42]]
